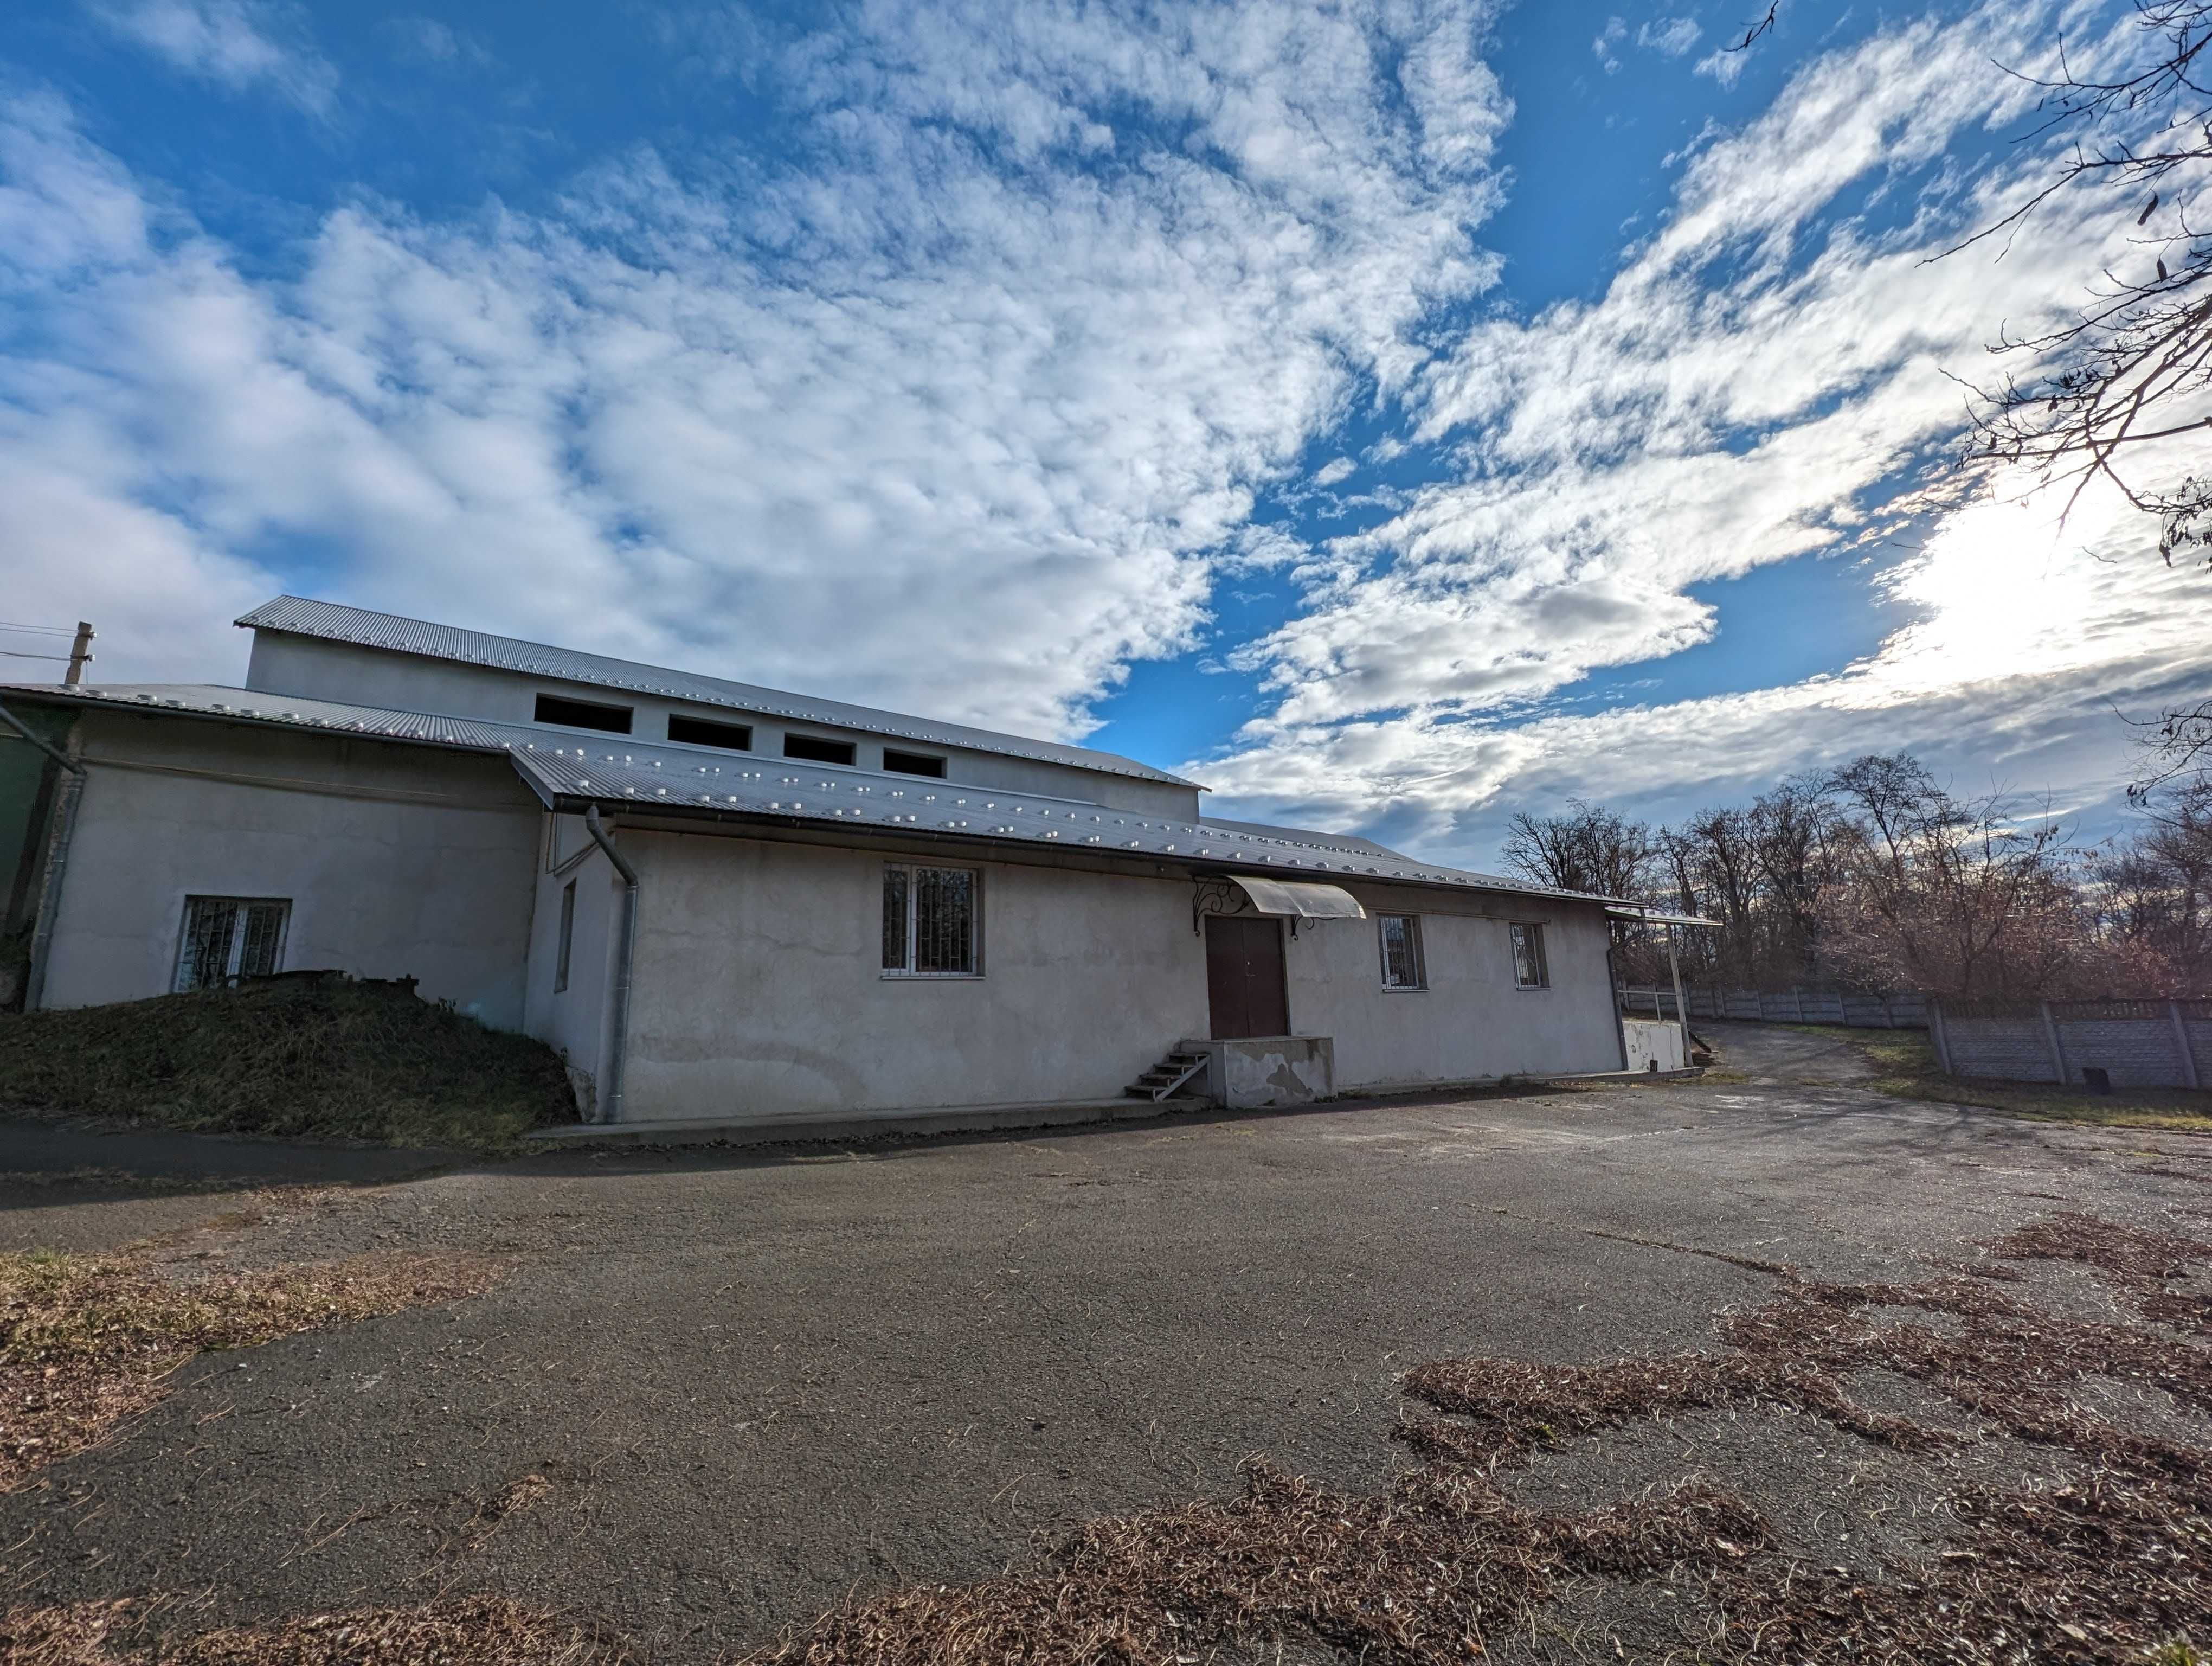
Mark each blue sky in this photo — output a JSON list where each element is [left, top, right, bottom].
[[3, 0, 2207, 869]]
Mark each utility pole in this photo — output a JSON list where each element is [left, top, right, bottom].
[[63, 621, 93, 685]]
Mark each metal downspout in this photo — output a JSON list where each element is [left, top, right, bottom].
[[1604, 943, 1630, 1072], [582, 804, 639, 1125], [1, 701, 86, 1013], [1666, 924, 1693, 1071]]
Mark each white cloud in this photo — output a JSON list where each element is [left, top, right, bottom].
[[384, 17, 493, 69], [1194, 477, 2210, 860], [10, 0, 2196, 875], [85, 0, 337, 114], [1695, 46, 1747, 87], [1637, 17, 1701, 56], [1187, 0, 2210, 860], [0, 1, 1510, 737], [1593, 16, 1626, 74]]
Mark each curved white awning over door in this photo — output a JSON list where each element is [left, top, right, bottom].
[[1225, 875, 1367, 920]]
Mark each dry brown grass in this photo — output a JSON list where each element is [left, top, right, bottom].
[[2, 1237, 503, 1492], [1843, 1028, 2212, 1133], [9, 1213, 2207, 1664], [745, 1210, 2212, 1666], [0, 1594, 626, 1665]]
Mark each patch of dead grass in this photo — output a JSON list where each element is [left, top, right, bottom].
[[0, 1594, 625, 1665], [11, 1211, 2208, 1665], [2, 1240, 502, 1491], [748, 1210, 2212, 1666], [1840, 1028, 2212, 1133]]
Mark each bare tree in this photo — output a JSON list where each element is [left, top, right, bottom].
[[1732, 3, 2212, 789], [1962, 8, 2212, 791], [1955, 4, 2212, 554], [2089, 776, 2212, 985], [1500, 800, 1656, 899], [2131, 692, 2212, 793], [1658, 808, 1765, 982], [1747, 777, 1847, 978], [1823, 762, 2084, 997]]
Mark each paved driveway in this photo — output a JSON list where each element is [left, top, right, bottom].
[[3, 1071, 2202, 1658]]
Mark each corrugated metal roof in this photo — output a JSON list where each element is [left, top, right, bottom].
[[1201, 816, 1420, 867], [236, 595, 1196, 788], [7, 680, 1628, 906], [12, 684, 519, 748]]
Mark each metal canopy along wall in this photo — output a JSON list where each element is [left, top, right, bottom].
[[1225, 876, 1366, 920]]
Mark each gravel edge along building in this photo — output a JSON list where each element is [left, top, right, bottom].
[[2, 598, 1643, 1132]]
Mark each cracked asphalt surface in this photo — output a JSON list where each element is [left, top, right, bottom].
[[3, 1022, 2206, 1659]]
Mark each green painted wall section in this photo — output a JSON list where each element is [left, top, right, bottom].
[[1, 701, 72, 940]]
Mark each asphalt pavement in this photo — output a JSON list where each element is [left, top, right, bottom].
[[2, 1039, 2203, 1658]]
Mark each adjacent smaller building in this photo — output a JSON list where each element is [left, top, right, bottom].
[[3, 597, 1647, 1131]]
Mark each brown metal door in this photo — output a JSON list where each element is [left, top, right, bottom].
[[1205, 915, 1290, 1039]]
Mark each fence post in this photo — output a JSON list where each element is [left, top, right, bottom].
[[1928, 999, 1952, 1075], [2039, 1001, 2068, 1085], [2172, 1000, 2202, 1091], [1880, 994, 1894, 1029], [1790, 986, 1805, 1023]]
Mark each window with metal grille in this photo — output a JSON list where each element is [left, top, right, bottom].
[[1377, 914, 1425, 990], [174, 896, 290, 991], [555, 880, 576, 994], [1510, 921, 1549, 989], [881, 863, 979, 976]]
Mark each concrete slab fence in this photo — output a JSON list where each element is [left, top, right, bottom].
[[1930, 997, 2210, 1091], [1620, 985, 1929, 1029]]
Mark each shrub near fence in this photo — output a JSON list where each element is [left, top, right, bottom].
[[1932, 998, 2210, 1091]]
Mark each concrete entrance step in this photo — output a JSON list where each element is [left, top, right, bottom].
[[522, 1094, 1212, 1150]]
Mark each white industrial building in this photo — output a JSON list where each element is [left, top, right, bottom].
[[2, 597, 1660, 1133]]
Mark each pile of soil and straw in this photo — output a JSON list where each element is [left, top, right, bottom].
[[0, 974, 574, 1149]]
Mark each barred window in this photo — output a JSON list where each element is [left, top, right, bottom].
[[882, 864, 979, 976], [1510, 921, 1549, 989], [175, 896, 290, 991], [554, 880, 577, 994], [1377, 914, 1425, 990]]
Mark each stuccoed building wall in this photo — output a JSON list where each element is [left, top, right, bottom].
[[521, 814, 626, 1118], [1286, 885, 1623, 1091], [40, 712, 541, 1025], [608, 830, 1210, 1124]]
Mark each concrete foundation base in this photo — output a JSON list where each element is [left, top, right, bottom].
[[1180, 1035, 1335, 1108], [522, 1093, 1209, 1149]]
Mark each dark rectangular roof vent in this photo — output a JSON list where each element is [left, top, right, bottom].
[[535, 693, 632, 734], [784, 733, 856, 766], [668, 714, 753, 751]]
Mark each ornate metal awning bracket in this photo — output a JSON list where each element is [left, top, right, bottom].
[[1192, 876, 1243, 935]]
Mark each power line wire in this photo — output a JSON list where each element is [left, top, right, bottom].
[[0, 621, 78, 635]]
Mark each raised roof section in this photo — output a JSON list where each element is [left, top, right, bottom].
[[236, 596, 1196, 789]]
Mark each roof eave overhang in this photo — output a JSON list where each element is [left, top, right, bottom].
[[1605, 905, 1722, 928], [0, 684, 519, 757], [539, 784, 1624, 906]]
